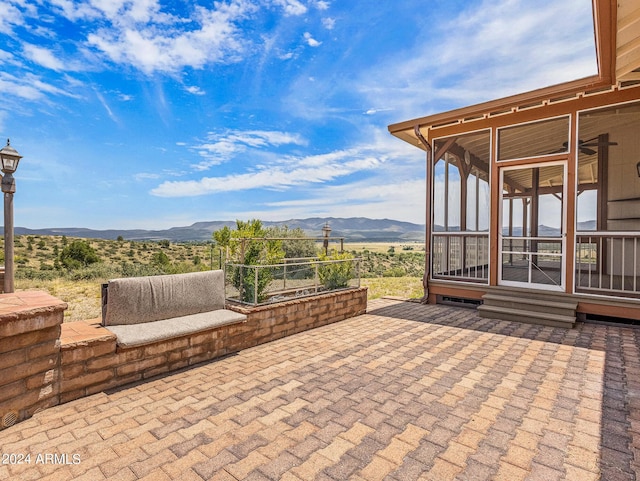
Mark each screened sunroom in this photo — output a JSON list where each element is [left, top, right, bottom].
[[389, 0, 640, 322]]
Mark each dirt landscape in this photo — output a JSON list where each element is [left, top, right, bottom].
[[11, 235, 425, 321]]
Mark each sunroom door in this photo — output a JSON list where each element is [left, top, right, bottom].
[[499, 162, 566, 291]]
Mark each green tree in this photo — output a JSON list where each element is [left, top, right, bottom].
[[266, 225, 316, 259], [60, 240, 100, 270], [214, 219, 284, 303], [213, 225, 231, 247]]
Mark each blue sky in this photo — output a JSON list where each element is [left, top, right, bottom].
[[1, 0, 597, 230]]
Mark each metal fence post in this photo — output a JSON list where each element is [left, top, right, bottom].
[[254, 265, 259, 306]]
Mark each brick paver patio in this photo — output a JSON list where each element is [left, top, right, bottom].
[[1, 298, 639, 480]]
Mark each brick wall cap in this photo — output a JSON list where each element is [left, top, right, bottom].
[[60, 319, 116, 347], [0, 292, 67, 323], [226, 287, 367, 314]]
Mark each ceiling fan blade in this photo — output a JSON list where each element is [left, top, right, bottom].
[[580, 147, 597, 156], [580, 136, 618, 147]]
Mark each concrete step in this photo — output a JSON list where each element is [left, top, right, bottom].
[[477, 304, 576, 328]]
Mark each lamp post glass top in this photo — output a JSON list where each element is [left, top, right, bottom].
[[0, 139, 22, 174]]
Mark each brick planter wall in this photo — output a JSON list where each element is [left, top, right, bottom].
[[0, 292, 67, 428], [225, 287, 369, 350], [58, 287, 368, 404]]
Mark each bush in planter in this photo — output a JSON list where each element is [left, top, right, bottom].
[[318, 251, 355, 290], [214, 219, 284, 303]]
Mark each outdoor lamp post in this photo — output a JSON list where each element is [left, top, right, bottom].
[[0, 139, 22, 293], [322, 222, 331, 255]]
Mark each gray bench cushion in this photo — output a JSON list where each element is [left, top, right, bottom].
[[103, 270, 226, 326], [106, 309, 247, 348]]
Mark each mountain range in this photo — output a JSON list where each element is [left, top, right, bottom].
[[6, 218, 597, 243], [8, 217, 426, 243]]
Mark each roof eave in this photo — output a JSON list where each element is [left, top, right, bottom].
[[388, 74, 608, 136]]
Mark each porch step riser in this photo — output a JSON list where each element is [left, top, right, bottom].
[[478, 288, 577, 328], [477, 305, 575, 328], [484, 286, 577, 303], [481, 294, 577, 317]]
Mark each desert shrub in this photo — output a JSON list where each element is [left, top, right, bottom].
[[65, 263, 119, 281], [119, 262, 164, 278], [60, 240, 100, 269], [383, 266, 406, 277], [151, 251, 170, 268], [318, 251, 355, 289], [16, 268, 58, 281]]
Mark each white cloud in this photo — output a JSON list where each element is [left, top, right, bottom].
[[11, 0, 326, 78], [151, 128, 421, 198], [365, 108, 393, 115], [23, 44, 65, 71], [264, 178, 426, 224], [0, 1, 24, 33], [303, 32, 321, 47], [322, 17, 335, 30], [95, 90, 119, 123], [0, 72, 78, 101], [151, 152, 381, 197], [134, 172, 161, 181], [48, 0, 101, 21], [190, 129, 308, 171], [358, 0, 597, 120], [84, 1, 251, 73], [49, 0, 172, 23], [273, 0, 307, 16], [185, 85, 206, 95]]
